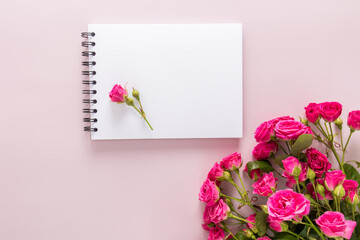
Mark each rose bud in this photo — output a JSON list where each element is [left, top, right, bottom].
[[282, 156, 302, 177], [333, 185, 346, 199], [348, 110, 360, 131], [307, 168, 316, 180], [208, 226, 225, 240], [260, 205, 268, 214], [125, 97, 134, 106], [300, 117, 309, 126], [220, 152, 242, 171], [244, 165, 264, 181], [252, 172, 278, 197], [304, 103, 319, 123], [252, 141, 278, 160], [325, 170, 346, 192], [346, 192, 360, 205], [109, 84, 127, 103], [246, 214, 258, 233], [132, 88, 140, 101], [242, 229, 254, 239], [335, 117, 343, 130]]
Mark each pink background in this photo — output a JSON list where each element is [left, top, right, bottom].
[[1, 1, 360, 239]]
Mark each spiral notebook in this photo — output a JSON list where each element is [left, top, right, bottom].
[[82, 24, 243, 140]]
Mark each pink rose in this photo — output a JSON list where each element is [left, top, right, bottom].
[[274, 120, 313, 141], [306, 148, 331, 177], [220, 152, 242, 171], [348, 110, 360, 130], [203, 199, 230, 224], [202, 223, 211, 231], [207, 163, 225, 182], [254, 121, 274, 142], [306, 179, 333, 200], [269, 116, 295, 126], [267, 189, 310, 222], [244, 165, 264, 181], [199, 179, 220, 206], [282, 156, 301, 176], [318, 102, 342, 122], [343, 179, 358, 199], [252, 172, 278, 197], [257, 237, 271, 240], [304, 103, 319, 123], [252, 141, 278, 160], [325, 170, 346, 191], [109, 84, 127, 103], [246, 214, 256, 231], [315, 211, 356, 239], [283, 162, 307, 188], [208, 226, 225, 240]]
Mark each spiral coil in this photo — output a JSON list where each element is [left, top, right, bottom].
[[82, 31, 97, 132]]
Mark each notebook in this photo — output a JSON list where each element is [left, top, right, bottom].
[[82, 24, 243, 140]]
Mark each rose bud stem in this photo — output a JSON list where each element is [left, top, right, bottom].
[[126, 97, 153, 131]]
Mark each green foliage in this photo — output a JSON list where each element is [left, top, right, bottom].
[[291, 134, 313, 157], [344, 163, 360, 186], [255, 211, 268, 237], [272, 232, 297, 240], [234, 231, 249, 240], [246, 161, 274, 175]]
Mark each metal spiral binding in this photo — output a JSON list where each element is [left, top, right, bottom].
[[82, 31, 97, 132]]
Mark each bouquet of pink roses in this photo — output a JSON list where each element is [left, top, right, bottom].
[[199, 102, 360, 240]]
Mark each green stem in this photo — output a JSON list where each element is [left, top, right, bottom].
[[342, 131, 354, 164], [296, 179, 301, 193], [304, 215, 326, 240], [276, 141, 288, 155], [286, 230, 305, 240], [234, 172, 258, 213], [311, 181, 321, 215], [220, 193, 243, 203], [324, 122, 331, 137], [132, 105, 153, 130], [328, 122, 334, 141], [285, 142, 291, 154], [228, 213, 255, 225], [316, 122, 328, 138]]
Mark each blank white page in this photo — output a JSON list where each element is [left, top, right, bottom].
[[87, 24, 242, 140]]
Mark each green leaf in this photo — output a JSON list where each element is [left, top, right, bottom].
[[255, 211, 268, 237], [247, 161, 275, 175], [344, 163, 360, 185], [272, 232, 297, 240], [234, 231, 249, 240], [291, 134, 313, 157]]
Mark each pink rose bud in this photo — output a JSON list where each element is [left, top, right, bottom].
[[207, 163, 225, 182], [325, 170, 346, 192], [244, 165, 264, 181], [318, 102, 343, 122], [306, 148, 331, 178], [254, 121, 274, 142], [246, 214, 258, 233], [208, 226, 225, 240], [333, 185, 346, 199], [252, 172, 278, 197], [267, 216, 288, 232], [242, 229, 254, 238], [282, 162, 308, 188], [257, 237, 271, 240], [343, 179, 358, 199], [347, 110, 360, 131], [220, 152, 242, 171], [274, 120, 314, 141], [203, 199, 230, 224], [315, 211, 357, 239], [282, 156, 301, 176], [109, 84, 128, 103], [304, 103, 320, 123], [199, 179, 220, 206], [345, 191, 359, 205], [267, 189, 310, 222], [252, 141, 278, 160]]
